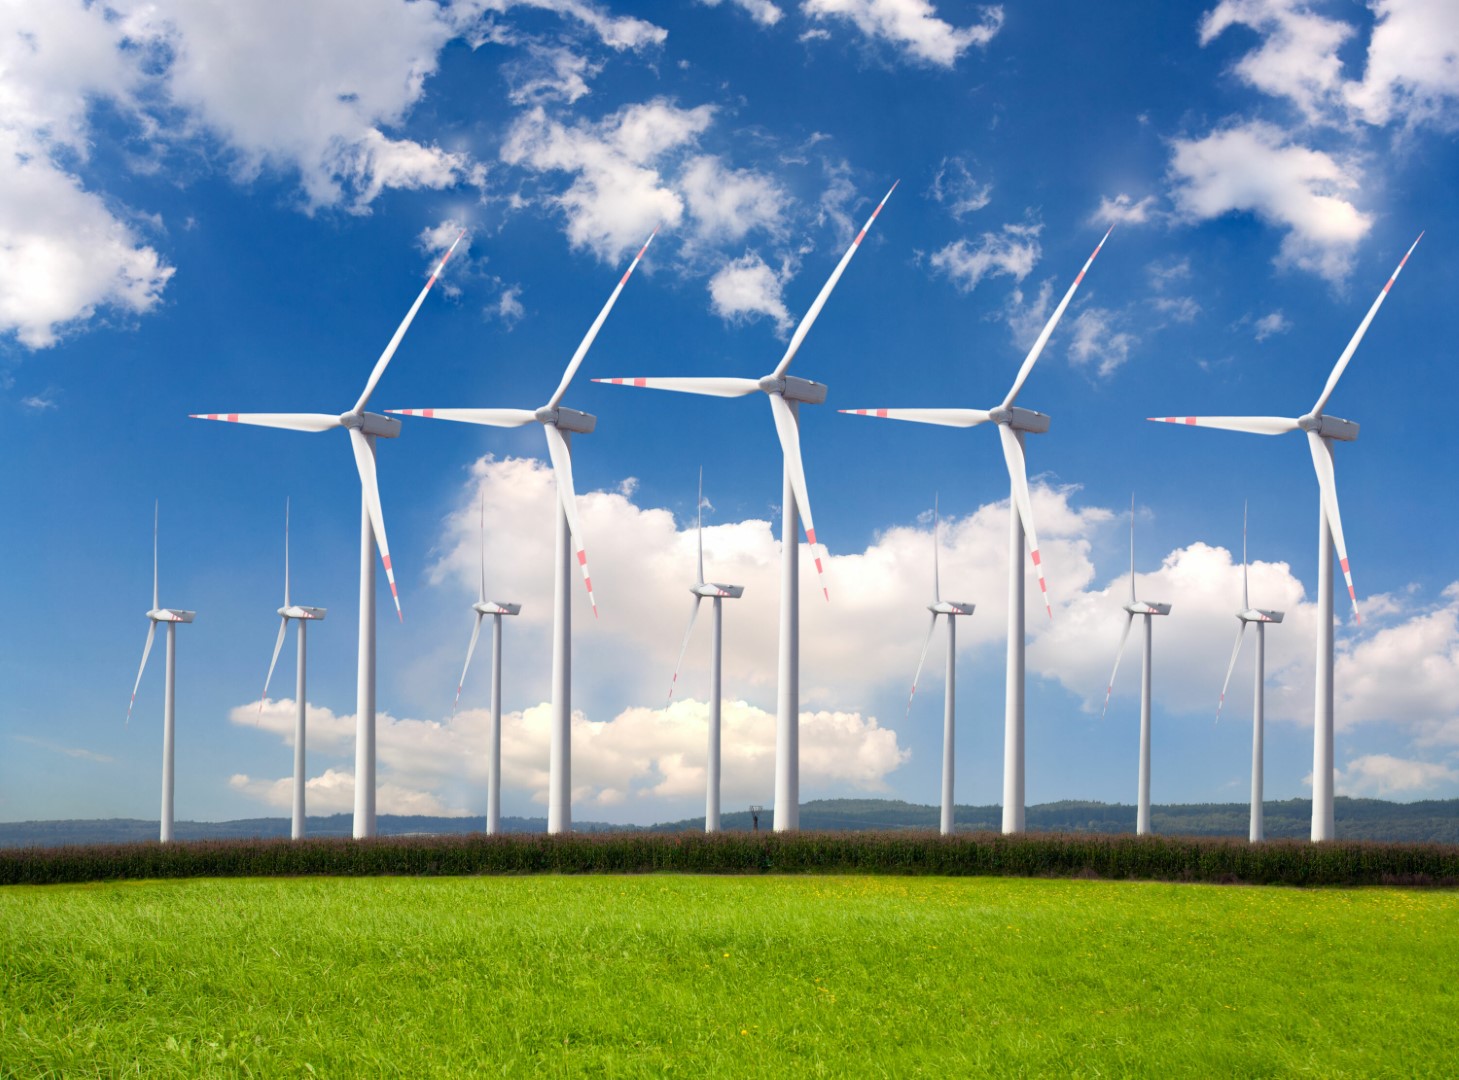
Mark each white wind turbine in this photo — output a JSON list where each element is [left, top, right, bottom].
[[904, 496, 974, 837], [666, 468, 743, 834], [453, 492, 520, 836], [192, 231, 464, 839], [1216, 502, 1283, 843], [594, 183, 897, 831], [126, 502, 195, 844], [259, 498, 325, 841], [1149, 233, 1422, 841], [840, 225, 1113, 833], [1100, 497, 1171, 837], [389, 229, 656, 835]]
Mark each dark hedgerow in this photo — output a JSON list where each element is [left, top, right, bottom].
[[2, 831, 1458, 887]]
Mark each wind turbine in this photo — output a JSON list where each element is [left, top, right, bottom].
[[840, 225, 1113, 833], [389, 229, 656, 834], [594, 183, 897, 831], [1100, 497, 1171, 837], [904, 496, 974, 837], [192, 231, 465, 838], [454, 492, 520, 836], [260, 498, 325, 841], [1216, 502, 1283, 843], [1149, 233, 1422, 841], [126, 502, 195, 844], [666, 468, 743, 833]]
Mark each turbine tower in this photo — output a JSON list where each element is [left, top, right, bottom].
[[1100, 497, 1171, 837], [389, 230, 656, 834], [666, 468, 744, 833], [594, 183, 897, 831], [260, 498, 326, 841], [1216, 502, 1283, 843], [193, 232, 465, 838], [454, 492, 520, 836], [840, 225, 1113, 833], [904, 496, 974, 836], [126, 502, 195, 844], [1149, 233, 1422, 841]]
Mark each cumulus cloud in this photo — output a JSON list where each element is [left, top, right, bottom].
[[679, 156, 787, 244], [1346, 0, 1459, 129], [928, 222, 1041, 293], [453, 0, 667, 51], [928, 157, 992, 220], [803, 0, 1004, 67], [1334, 754, 1459, 798], [699, 0, 786, 26], [1067, 307, 1138, 377], [708, 251, 793, 331], [1253, 309, 1292, 341], [1200, 0, 1354, 124], [1093, 194, 1158, 226], [1167, 120, 1371, 281], [504, 44, 601, 105]]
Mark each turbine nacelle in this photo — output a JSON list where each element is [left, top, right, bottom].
[[1298, 413, 1359, 441], [929, 600, 975, 616], [147, 608, 196, 624], [693, 582, 744, 599], [1123, 601, 1171, 617], [339, 411, 402, 439], [473, 601, 522, 617], [279, 605, 326, 620], [760, 374, 828, 405], [988, 405, 1051, 434], [536, 405, 596, 434], [1238, 607, 1284, 624]]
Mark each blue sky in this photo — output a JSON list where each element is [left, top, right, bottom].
[[4, 0, 1458, 825]]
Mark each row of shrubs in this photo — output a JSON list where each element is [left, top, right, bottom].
[[4, 830, 1458, 887]]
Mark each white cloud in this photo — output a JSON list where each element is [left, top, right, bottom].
[[1094, 193, 1158, 226], [502, 100, 713, 261], [1253, 309, 1292, 340], [929, 157, 992, 220], [504, 44, 601, 105], [1167, 120, 1371, 281], [1334, 753, 1459, 798], [699, 0, 786, 26], [680, 155, 787, 243], [19, 392, 58, 411], [708, 251, 793, 332], [1067, 307, 1138, 377], [1346, 0, 1459, 129], [452, 0, 667, 51], [1152, 296, 1201, 324], [803, 0, 1004, 67], [493, 284, 526, 326], [928, 222, 1041, 293], [1200, 0, 1354, 124]]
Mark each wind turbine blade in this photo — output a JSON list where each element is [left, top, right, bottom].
[[933, 494, 941, 605], [906, 613, 940, 720], [348, 427, 402, 621], [667, 596, 703, 704], [1147, 415, 1299, 436], [152, 501, 159, 611], [190, 412, 342, 432], [454, 613, 485, 714], [1306, 431, 1359, 622], [284, 497, 291, 609], [771, 180, 897, 379], [1242, 500, 1250, 611], [127, 622, 157, 726], [838, 408, 992, 427], [997, 424, 1051, 617], [1002, 225, 1113, 409], [768, 393, 828, 602], [543, 424, 597, 617], [261, 617, 289, 709], [1312, 232, 1423, 415], [592, 376, 760, 398], [352, 230, 465, 414], [1100, 612, 1135, 721], [696, 466, 705, 584], [387, 408, 537, 427], [547, 229, 656, 410], [1216, 622, 1248, 723]]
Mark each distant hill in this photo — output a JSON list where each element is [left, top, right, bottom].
[[3, 796, 1456, 847]]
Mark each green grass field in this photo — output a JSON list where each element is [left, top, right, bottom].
[[3, 876, 1455, 1077]]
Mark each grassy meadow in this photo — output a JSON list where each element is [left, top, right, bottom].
[[2, 875, 1456, 1076]]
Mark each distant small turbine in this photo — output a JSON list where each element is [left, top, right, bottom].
[[260, 498, 325, 841], [1216, 503, 1283, 843], [127, 502, 195, 844], [1100, 498, 1171, 837], [454, 493, 520, 836], [666, 469, 743, 833], [905, 496, 974, 836]]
